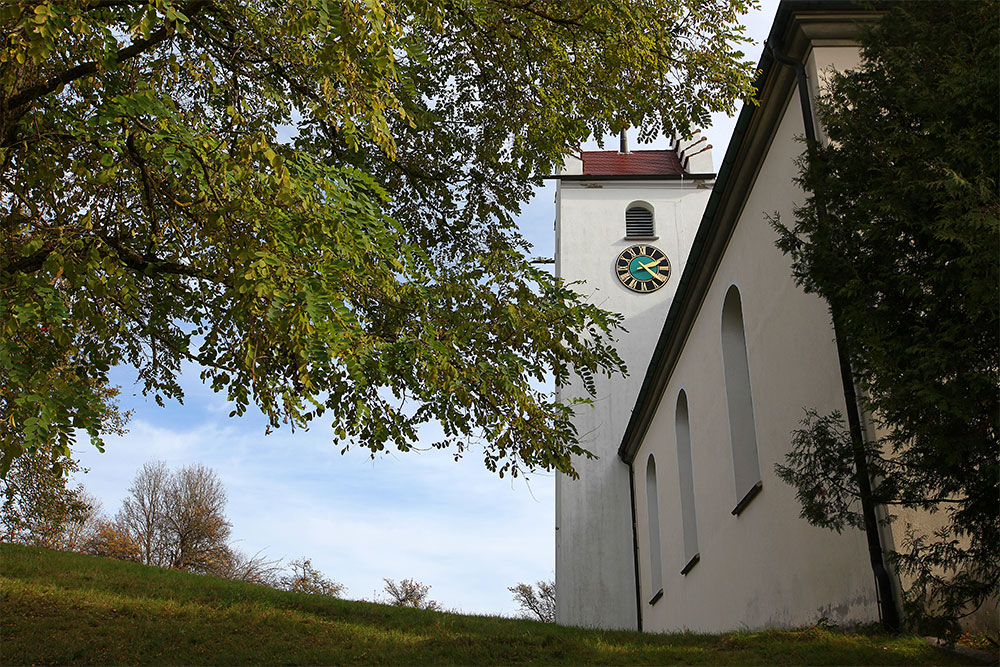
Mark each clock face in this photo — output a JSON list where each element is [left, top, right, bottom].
[[615, 244, 670, 293]]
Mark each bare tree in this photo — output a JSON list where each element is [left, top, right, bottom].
[[382, 578, 442, 611], [217, 547, 284, 587], [162, 463, 231, 573], [116, 460, 170, 566], [509, 580, 555, 622], [116, 461, 232, 574], [281, 558, 345, 597]]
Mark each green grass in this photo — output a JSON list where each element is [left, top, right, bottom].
[[1, 543, 985, 665]]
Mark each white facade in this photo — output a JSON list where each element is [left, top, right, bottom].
[[631, 73, 877, 630], [618, 7, 892, 633], [554, 167, 713, 629]]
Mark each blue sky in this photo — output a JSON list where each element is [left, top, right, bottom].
[[73, 0, 781, 617]]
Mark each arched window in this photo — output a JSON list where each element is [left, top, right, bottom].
[[625, 203, 655, 238], [645, 454, 664, 602], [675, 390, 700, 574], [721, 285, 762, 515]]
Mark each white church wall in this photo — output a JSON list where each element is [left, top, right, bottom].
[[555, 178, 712, 629], [633, 49, 885, 632]]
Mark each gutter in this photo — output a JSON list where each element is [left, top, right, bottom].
[[616, 0, 872, 464], [628, 462, 643, 631], [616, 49, 772, 637], [764, 37, 901, 632]]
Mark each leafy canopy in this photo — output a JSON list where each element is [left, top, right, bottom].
[[1, 0, 756, 477], [0, 441, 90, 548], [772, 0, 999, 633]]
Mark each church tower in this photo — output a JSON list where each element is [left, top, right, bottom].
[[553, 133, 715, 629]]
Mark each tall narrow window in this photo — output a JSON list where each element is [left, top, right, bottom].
[[675, 390, 700, 573], [721, 285, 762, 515], [626, 204, 655, 238], [645, 454, 664, 602]]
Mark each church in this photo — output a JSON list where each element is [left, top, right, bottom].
[[552, 0, 942, 633]]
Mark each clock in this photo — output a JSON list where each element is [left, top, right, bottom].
[[615, 244, 670, 293]]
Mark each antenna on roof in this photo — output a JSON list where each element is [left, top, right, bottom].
[[619, 128, 629, 154]]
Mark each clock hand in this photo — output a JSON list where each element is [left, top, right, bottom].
[[636, 259, 666, 282]]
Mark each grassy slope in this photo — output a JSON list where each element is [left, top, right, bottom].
[[0, 544, 983, 665]]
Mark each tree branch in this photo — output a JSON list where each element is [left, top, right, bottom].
[[99, 233, 206, 279], [125, 133, 160, 241], [486, 0, 593, 28], [86, 0, 149, 8], [2, 0, 213, 114], [0, 242, 54, 276]]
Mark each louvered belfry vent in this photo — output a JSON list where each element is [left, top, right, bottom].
[[626, 206, 654, 237]]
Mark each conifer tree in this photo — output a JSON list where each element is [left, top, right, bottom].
[[773, 0, 999, 634]]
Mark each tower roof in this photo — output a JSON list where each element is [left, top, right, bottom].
[[579, 149, 683, 177], [552, 140, 715, 180]]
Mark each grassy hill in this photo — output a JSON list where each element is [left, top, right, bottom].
[[0, 543, 985, 665]]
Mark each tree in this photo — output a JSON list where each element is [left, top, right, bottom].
[[382, 577, 441, 611], [1, 0, 756, 479], [281, 557, 345, 598], [0, 443, 91, 548], [116, 460, 170, 566], [771, 1, 999, 635], [85, 518, 142, 561], [116, 460, 232, 573], [508, 579, 555, 622], [161, 463, 231, 573]]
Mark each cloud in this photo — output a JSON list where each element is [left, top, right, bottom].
[[75, 410, 554, 616]]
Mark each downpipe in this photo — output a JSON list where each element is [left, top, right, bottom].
[[765, 38, 902, 632]]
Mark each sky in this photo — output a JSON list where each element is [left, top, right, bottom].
[[73, 0, 782, 617]]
